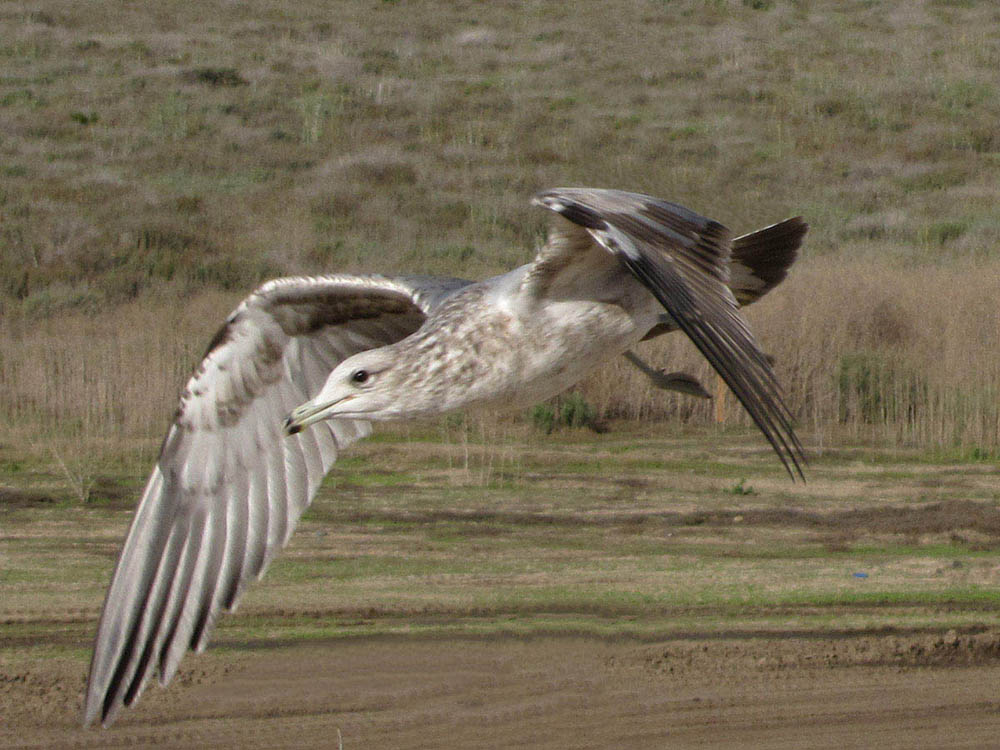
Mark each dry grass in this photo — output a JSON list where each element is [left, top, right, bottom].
[[600, 255, 1000, 453], [2, 0, 1000, 463]]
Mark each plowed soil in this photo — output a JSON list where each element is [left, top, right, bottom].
[[4, 630, 1000, 749]]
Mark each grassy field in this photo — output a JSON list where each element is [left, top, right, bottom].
[[2, 0, 1000, 457], [4, 425, 1000, 663]]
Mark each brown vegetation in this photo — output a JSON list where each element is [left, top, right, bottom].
[[2, 0, 1000, 458]]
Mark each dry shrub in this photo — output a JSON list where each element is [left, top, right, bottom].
[[4, 0, 1000, 461], [5, 256, 997, 463], [577, 256, 1000, 453], [0, 291, 238, 452]]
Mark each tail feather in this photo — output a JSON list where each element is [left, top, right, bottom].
[[729, 217, 807, 306]]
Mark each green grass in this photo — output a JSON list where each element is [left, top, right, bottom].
[[5, 427, 1000, 664]]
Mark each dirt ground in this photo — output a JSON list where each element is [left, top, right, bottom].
[[5, 433, 1000, 748], [4, 630, 1000, 749]]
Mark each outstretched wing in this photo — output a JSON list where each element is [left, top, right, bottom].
[[85, 274, 469, 727], [531, 188, 805, 480]]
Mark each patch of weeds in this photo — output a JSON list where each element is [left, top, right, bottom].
[[726, 479, 755, 496], [959, 128, 996, 153], [0, 459, 26, 473], [27, 10, 56, 25], [180, 67, 248, 87], [0, 89, 35, 107], [430, 244, 475, 263], [175, 195, 203, 213], [560, 393, 597, 429], [939, 79, 992, 116], [353, 158, 417, 186], [360, 47, 399, 75], [815, 97, 847, 118], [547, 95, 577, 111], [464, 77, 500, 95], [21, 284, 102, 317], [668, 124, 703, 140], [530, 393, 600, 434], [530, 403, 557, 434], [191, 256, 280, 291], [151, 92, 197, 140], [426, 201, 471, 229], [297, 91, 341, 144], [69, 111, 98, 126], [968, 446, 998, 462], [921, 220, 969, 246], [742, 0, 774, 9], [612, 113, 641, 130], [122, 40, 155, 62], [305, 240, 348, 267], [897, 167, 967, 192]]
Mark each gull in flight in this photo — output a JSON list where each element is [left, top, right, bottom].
[[85, 188, 806, 726]]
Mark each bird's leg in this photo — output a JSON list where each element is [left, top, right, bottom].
[[622, 350, 712, 399]]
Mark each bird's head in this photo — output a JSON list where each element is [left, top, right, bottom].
[[284, 347, 403, 433]]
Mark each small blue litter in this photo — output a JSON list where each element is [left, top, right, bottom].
[[852, 572, 869, 579]]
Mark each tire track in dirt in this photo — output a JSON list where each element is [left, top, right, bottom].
[[5, 633, 1000, 749]]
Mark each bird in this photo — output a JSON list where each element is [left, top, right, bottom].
[[84, 187, 806, 727]]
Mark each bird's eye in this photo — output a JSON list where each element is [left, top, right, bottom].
[[351, 369, 369, 384]]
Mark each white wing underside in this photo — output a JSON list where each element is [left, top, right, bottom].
[[85, 274, 468, 726]]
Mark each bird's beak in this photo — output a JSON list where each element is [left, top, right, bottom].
[[284, 395, 356, 435]]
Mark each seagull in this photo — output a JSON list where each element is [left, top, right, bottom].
[[85, 188, 806, 727]]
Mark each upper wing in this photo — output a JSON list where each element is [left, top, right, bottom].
[[84, 274, 470, 727], [531, 188, 805, 480]]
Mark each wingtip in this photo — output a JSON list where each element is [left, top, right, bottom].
[[783, 443, 808, 484], [82, 682, 106, 729], [81, 695, 117, 730]]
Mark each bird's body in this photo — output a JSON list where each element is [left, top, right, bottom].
[[348, 265, 651, 419], [85, 188, 807, 727]]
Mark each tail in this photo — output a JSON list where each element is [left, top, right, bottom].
[[729, 217, 807, 306]]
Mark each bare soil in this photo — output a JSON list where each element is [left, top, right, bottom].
[[5, 438, 1000, 747], [4, 630, 1000, 749]]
